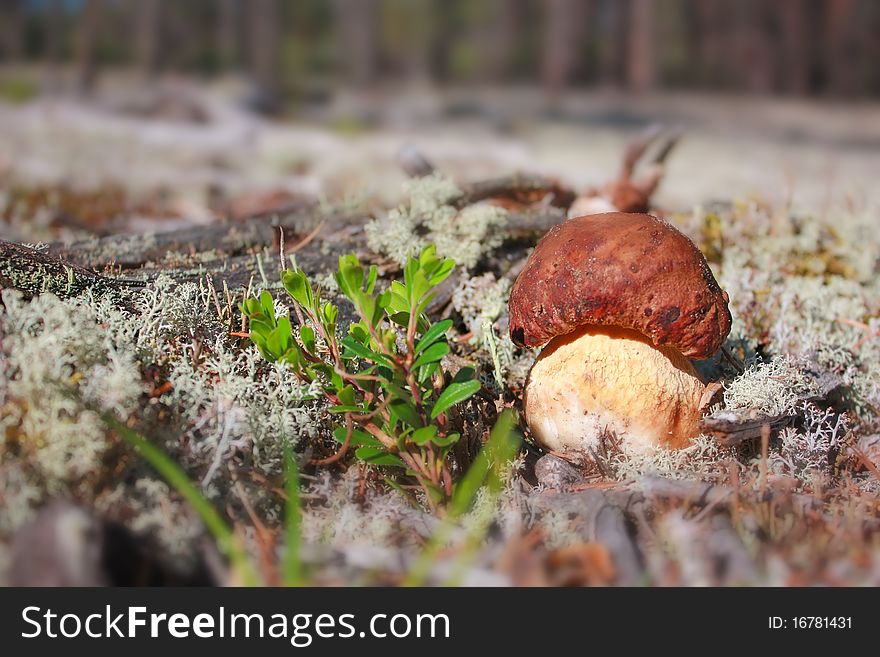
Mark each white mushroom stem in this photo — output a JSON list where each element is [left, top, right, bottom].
[[523, 324, 706, 457]]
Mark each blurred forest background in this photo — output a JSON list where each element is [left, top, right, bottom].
[[0, 0, 878, 112]]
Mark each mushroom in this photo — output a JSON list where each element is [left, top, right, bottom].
[[509, 212, 731, 456]]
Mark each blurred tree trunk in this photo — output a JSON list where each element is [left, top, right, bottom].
[[732, 0, 774, 93], [44, 0, 66, 92], [247, 0, 281, 111], [823, 0, 859, 96], [76, 0, 102, 93], [694, 0, 729, 89], [135, 0, 161, 78], [404, 0, 435, 85], [335, 0, 378, 87], [1, 0, 25, 61], [216, 0, 241, 69], [776, 0, 812, 95], [595, 0, 624, 87], [541, 0, 588, 95], [480, 0, 520, 82], [45, 0, 66, 64], [625, 0, 655, 92]]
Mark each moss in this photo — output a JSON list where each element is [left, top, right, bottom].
[[722, 356, 820, 417], [365, 173, 508, 268], [611, 434, 731, 481], [167, 339, 321, 480], [0, 290, 143, 490], [770, 403, 851, 480], [0, 272, 326, 560], [95, 478, 204, 568], [453, 273, 510, 340]]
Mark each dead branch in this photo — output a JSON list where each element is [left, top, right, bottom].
[[701, 411, 796, 447], [454, 174, 576, 209], [0, 239, 145, 299]]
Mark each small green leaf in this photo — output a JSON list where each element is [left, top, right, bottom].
[[349, 321, 369, 340], [299, 324, 316, 354], [452, 366, 476, 384], [266, 322, 291, 359], [259, 290, 275, 317], [248, 317, 275, 337], [365, 265, 378, 294], [337, 384, 356, 407], [333, 426, 381, 448], [336, 254, 364, 298], [411, 426, 438, 446], [329, 404, 365, 413], [412, 341, 449, 369], [415, 319, 453, 354], [432, 431, 459, 447], [242, 297, 262, 318], [390, 398, 422, 428], [341, 335, 391, 365], [375, 290, 392, 320], [321, 302, 338, 329], [355, 447, 405, 467], [388, 311, 410, 327], [427, 258, 455, 286], [282, 269, 314, 309], [388, 281, 409, 314], [417, 361, 439, 384], [431, 379, 481, 418]]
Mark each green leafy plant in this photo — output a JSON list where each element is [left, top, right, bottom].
[[241, 245, 482, 506]]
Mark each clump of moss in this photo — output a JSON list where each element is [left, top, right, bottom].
[[450, 273, 532, 389], [0, 290, 143, 490], [0, 270, 326, 567], [167, 338, 321, 482], [365, 173, 507, 268], [95, 478, 204, 568], [722, 356, 820, 417], [679, 200, 880, 431], [453, 273, 510, 340], [610, 434, 731, 482], [299, 469, 423, 550], [771, 402, 851, 481]]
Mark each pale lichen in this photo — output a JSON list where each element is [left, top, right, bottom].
[[365, 173, 507, 268], [0, 290, 142, 490]]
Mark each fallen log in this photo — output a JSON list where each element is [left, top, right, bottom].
[[0, 239, 145, 299]]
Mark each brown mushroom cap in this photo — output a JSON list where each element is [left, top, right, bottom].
[[508, 212, 731, 359]]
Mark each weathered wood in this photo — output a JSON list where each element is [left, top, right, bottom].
[[45, 202, 360, 270], [700, 411, 795, 447], [454, 174, 576, 209], [0, 239, 145, 299], [39, 204, 562, 281]]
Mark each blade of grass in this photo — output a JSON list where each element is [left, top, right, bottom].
[[103, 413, 261, 586], [403, 410, 521, 586], [282, 443, 304, 586]]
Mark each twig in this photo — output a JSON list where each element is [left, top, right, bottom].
[[720, 344, 745, 374], [850, 445, 880, 481], [287, 220, 325, 255]]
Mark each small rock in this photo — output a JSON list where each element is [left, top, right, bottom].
[[534, 453, 585, 489]]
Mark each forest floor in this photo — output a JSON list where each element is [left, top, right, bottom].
[[1, 80, 879, 585]]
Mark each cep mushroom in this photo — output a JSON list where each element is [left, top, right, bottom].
[[509, 212, 731, 456]]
